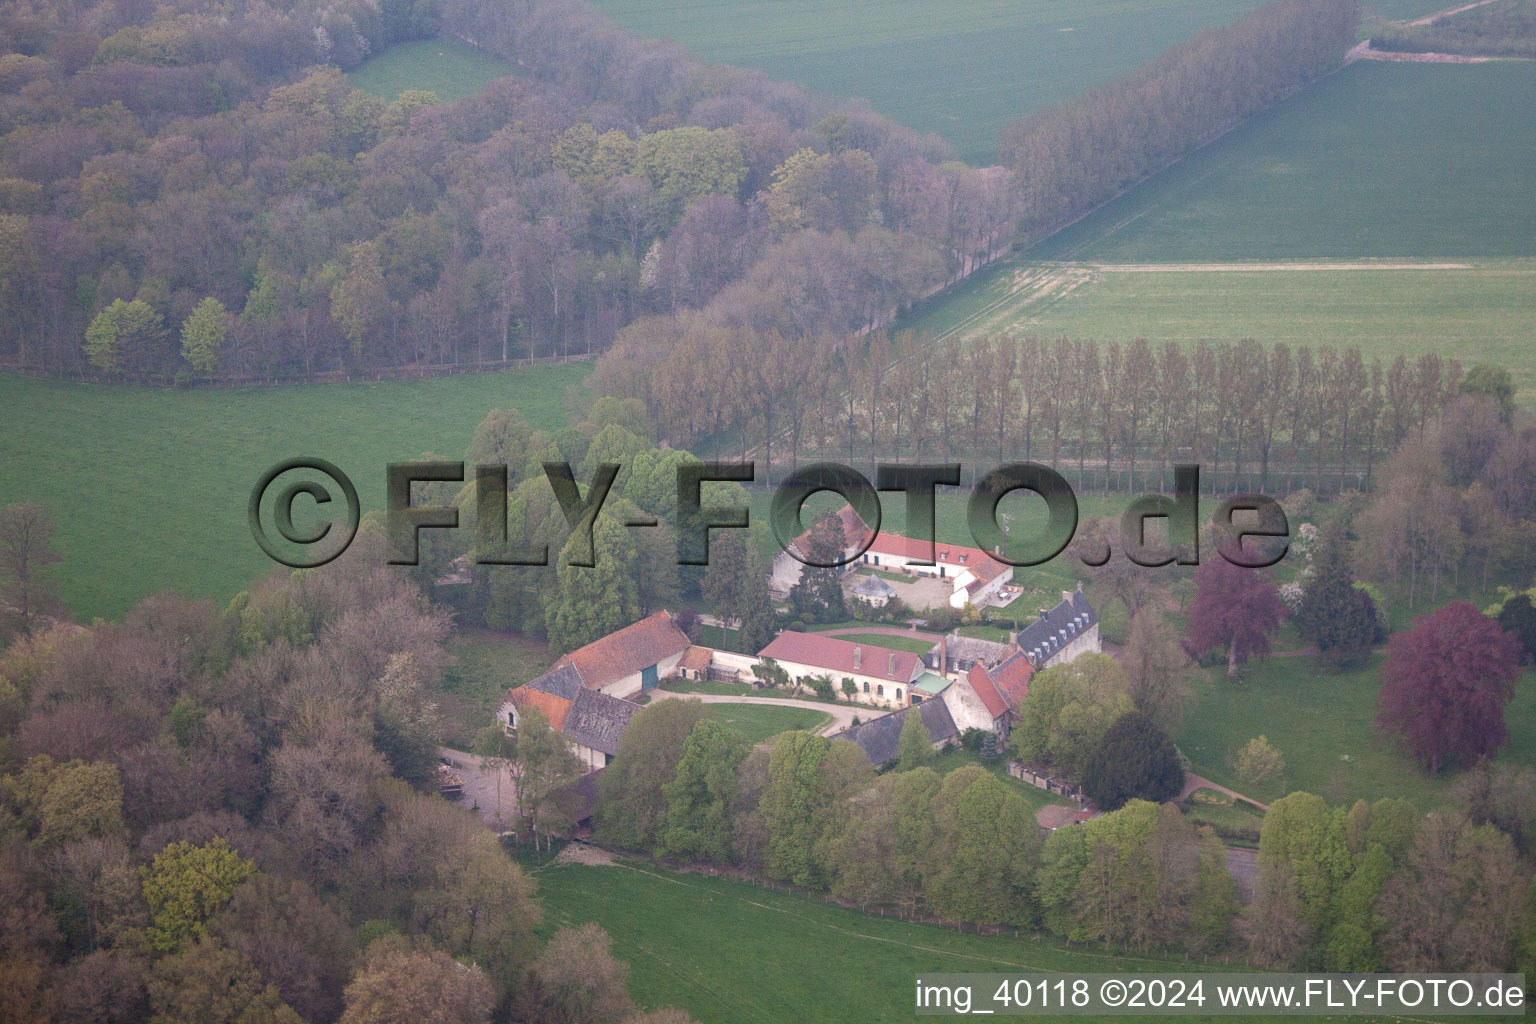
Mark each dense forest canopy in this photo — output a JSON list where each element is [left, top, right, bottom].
[[0, 0, 1025, 380], [0, 0, 1360, 382]]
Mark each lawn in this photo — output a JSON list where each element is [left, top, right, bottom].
[[1182, 789, 1266, 849], [532, 861, 1477, 1024], [927, 746, 1071, 819], [825, 632, 938, 655], [346, 38, 517, 101], [439, 629, 555, 749], [955, 624, 1011, 643], [705, 703, 833, 744], [0, 362, 587, 622], [1177, 654, 1536, 811], [591, 0, 1267, 163]]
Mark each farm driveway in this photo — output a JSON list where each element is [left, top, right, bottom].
[[439, 746, 518, 828]]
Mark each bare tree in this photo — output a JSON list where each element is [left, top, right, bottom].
[[0, 501, 66, 638]]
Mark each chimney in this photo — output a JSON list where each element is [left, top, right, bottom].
[[887, 651, 896, 675], [1062, 590, 1073, 604], [853, 645, 861, 670]]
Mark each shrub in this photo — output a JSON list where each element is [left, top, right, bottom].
[[1234, 736, 1284, 787]]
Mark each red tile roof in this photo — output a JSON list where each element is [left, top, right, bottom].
[[554, 611, 691, 690], [788, 507, 1009, 584], [965, 662, 1010, 719], [989, 650, 1034, 706], [759, 631, 924, 682], [678, 645, 712, 674], [864, 533, 1010, 582], [790, 504, 873, 557], [508, 685, 574, 731]]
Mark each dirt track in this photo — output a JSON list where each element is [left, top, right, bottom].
[[1091, 261, 1473, 272], [1346, 0, 1534, 63]]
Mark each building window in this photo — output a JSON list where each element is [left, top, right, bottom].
[[896, 688, 903, 701], [877, 684, 884, 697], [863, 681, 869, 693]]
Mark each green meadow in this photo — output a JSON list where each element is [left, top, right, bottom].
[[441, 629, 556, 747], [704, 703, 833, 744], [900, 259, 1536, 404], [588, 0, 1459, 164], [591, 0, 1267, 163], [346, 37, 517, 101], [532, 860, 1508, 1024], [1031, 61, 1536, 261], [898, 59, 1536, 400], [1178, 655, 1536, 811], [0, 363, 587, 622]]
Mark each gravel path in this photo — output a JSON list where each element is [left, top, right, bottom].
[[1179, 772, 1268, 811], [439, 746, 519, 828]]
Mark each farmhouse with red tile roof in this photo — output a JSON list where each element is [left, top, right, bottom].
[[771, 506, 1014, 609], [552, 610, 691, 698], [757, 630, 923, 709]]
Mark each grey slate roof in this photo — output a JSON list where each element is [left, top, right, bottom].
[[1017, 589, 1097, 666], [561, 688, 640, 756], [838, 700, 958, 767], [525, 662, 585, 700], [933, 634, 1011, 670]]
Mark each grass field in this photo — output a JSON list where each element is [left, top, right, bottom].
[[902, 259, 1536, 404], [532, 860, 1500, 1024], [0, 363, 587, 622], [824, 632, 939, 655], [705, 703, 833, 743], [1177, 655, 1536, 810], [346, 38, 517, 101], [589, 0, 1456, 164], [440, 630, 554, 748], [591, 0, 1265, 163], [1030, 61, 1536, 261], [896, 59, 1536, 402]]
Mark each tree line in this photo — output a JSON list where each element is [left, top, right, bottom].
[[590, 698, 1534, 971], [596, 325, 1470, 493], [0, 0, 1017, 380], [999, 0, 1360, 240]]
